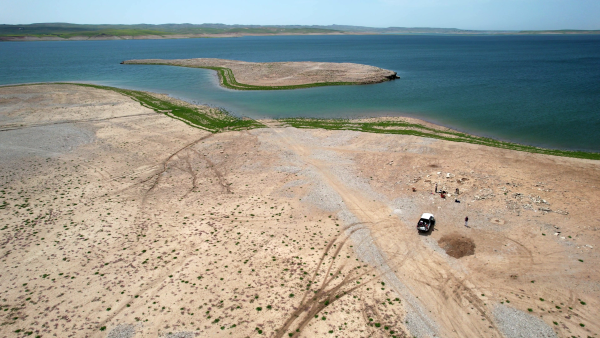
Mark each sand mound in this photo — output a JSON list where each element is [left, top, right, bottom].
[[438, 233, 476, 258]]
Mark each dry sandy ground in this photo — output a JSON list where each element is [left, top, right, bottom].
[[0, 84, 599, 338], [122, 59, 398, 87]]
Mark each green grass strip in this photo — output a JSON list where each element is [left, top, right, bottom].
[[124, 63, 359, 90], [278, 118, 600, 160], [2, 83, 597, 160], [57, 83, 265, 132]]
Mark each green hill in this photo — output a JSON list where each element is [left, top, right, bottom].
[[0, 23, 340, 38]]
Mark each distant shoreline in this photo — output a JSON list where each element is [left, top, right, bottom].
[[2, 23, 599, 42], [0, 32, 357, 42], [3, 31, 600, 42]]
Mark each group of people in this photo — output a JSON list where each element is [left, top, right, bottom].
[[434, 183, 469, 228], [434, 183, 460, 197]]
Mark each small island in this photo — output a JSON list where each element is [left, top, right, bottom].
[[121, 58, 399, 90]]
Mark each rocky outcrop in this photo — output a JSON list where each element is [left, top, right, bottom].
[[386, 73, 400, 80]]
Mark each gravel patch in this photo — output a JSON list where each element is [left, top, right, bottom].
[[493, 304, 557, 338], [390, 197, 421, 225], [311, 148, 388, 204], [318, 130, 360, 147], [160, 332, 197, 338], [259, 126, 441, 337], [0, 124, 94, 160], [300, 168, 346, 212], [347, 222, 440, 338], [282, 178, 308, 188], [304, 136, 440, 337], [337, 209, 361, 226], [275, 166, 302, 174], [106, 324, 136, 338]]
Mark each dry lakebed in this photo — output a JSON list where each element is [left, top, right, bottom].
[[0, 83, 598, 338]]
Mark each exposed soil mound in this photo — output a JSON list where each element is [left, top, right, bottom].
[[438, 233, 476, 258]]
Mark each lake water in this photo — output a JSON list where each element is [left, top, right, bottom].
[[1, 35, 599, 152]]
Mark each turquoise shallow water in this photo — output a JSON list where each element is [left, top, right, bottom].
[[1, 35, 599, 152]]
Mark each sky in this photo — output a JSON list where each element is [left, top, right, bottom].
[[1, 0, 599, 30]]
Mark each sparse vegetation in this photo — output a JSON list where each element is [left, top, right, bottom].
[[278, 118, 600, 160], [60, 83, 265, 132], [1, 83, 596, 338]]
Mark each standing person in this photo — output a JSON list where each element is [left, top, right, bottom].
[[435, 183, 438, 193], [465, 216, 469, 228]]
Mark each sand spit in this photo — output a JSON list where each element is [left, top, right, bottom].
[[1, 84, 599, 338], [122, 58, 399, 88]]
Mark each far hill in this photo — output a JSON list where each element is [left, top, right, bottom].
[[0, 23, 341, 40], [1, 23, 599, 41]]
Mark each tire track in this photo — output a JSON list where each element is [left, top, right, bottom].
[[0, 112, 159, 132], [262, 124, 502, 337]]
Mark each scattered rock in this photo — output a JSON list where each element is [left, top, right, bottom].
[[474, 188, 494, 200], [493, 304, 557, 338], [160, 332, 197, 338], [107, 324, 136, 338]]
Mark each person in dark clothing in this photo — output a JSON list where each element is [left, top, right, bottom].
[[465, 216, 469, 227]]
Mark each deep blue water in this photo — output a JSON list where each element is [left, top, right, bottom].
[[1, 35, 599, 152]]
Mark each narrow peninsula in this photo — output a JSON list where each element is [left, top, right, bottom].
[[121, 58, 399, 90]]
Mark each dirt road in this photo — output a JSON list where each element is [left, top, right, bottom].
[[264, 123, 502, 337]]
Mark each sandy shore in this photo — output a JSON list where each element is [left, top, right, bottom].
[[122, 58, 398, 88], [1, 84, 598, 338]]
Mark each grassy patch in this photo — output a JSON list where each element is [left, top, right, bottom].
[[277, 118, 600, 160], [206, 66, 356, 90], [4, 82, 597, 160], [59, 83, 265, 132]]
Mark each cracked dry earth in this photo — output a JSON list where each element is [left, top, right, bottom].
[[1, 84, 599, 338]]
